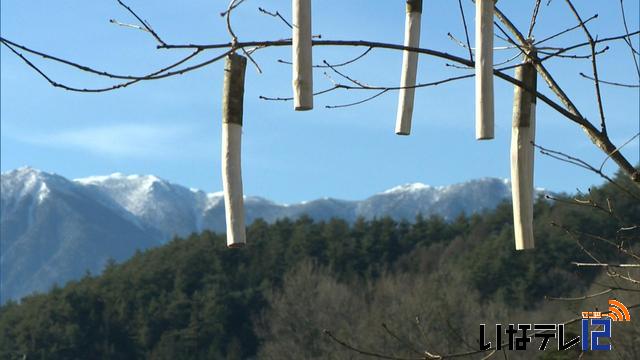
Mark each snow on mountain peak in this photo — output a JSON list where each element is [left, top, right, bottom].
[[73, 173, 173, 217], [36, 182, 50, 203], [382, 182, 431, 194], [203, 191, 224, 210], [75, 172, 161, 187], [2, 167, 42, 185], [1, 167, 70, 203]]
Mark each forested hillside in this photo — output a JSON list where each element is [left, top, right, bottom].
[[1, 168, 517, 303], [1, 173, 638, 359]]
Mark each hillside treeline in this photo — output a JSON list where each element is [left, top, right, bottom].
[[1, 173, 638, 359]]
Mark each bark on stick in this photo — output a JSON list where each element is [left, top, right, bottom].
[[475, 0, 495, 140], [222, 53, 247, 248], [395, 0, 422, 135], [510, 54, 537, 250], [292, 0, 313, 110]]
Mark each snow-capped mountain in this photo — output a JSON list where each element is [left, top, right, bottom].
[[1, 168, 161, 304], [1, 167, 529, 303], [76, 173, 222, 238], [356, 179, 513, 221]]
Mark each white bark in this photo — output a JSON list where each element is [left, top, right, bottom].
[[395, 6, 422, 136], [510, 61, 537, 250], [221, 54, 247, 248], [475, 0, 494, 140], [222, 122, 246, 248], [292, 0, 313, 110]]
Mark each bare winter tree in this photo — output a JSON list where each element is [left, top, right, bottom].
[[2, 0, 639, 358], [1, 0, 637, 182]]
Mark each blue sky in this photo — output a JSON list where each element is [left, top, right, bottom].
[[1, 1, 638, 203]]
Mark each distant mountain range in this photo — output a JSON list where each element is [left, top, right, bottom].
[[1, 167, 539, 303]]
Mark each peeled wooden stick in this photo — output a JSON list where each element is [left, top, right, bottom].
[[475, 0, 494, 140], [510, 54, 537, 250], [395, 0, 422, 136], [292, 0, 313, 110], [221, 53, 247, 248]]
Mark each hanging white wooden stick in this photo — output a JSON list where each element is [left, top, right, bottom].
[[395, 0, 422, 135], [475, 0, 494, 140], [510, 53, 537, 250], [221, 53, 247, 248], [292, 0, 313, 110]]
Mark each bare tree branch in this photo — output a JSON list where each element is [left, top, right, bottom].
[[534, 14, 598, 46], [325, 89, 390, 109], [579, 73, 640, 88], [277, 47, 373, 68], [457, 0, 473, 61], [494, 5, 640, 184], [2, 2, 638, 183], [564, 0, 608, 135], [115, 0, 166, 46], [381, 323, 426, 357], [258, 7, 293, 29], [528, 0, 543, 39], [572, 263, 640, 268], [534, 143, 640, 200], [618, 0, 640, 79], [547, 288, 615, 301], [322, 329, 425, 360], [538, 46, 609, 59], [2, 40, 227, 92]]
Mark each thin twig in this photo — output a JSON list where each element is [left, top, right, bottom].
[[538, 46, 609, 59], [539, 31, 639, 61], [564, 0, 608, 135], [109, 19, 149, 33], [481, 350, 497, 360], [445, 62, 472, 69], [546, 288, 613, 301], [258, 7, 293, 29], [599, 133, 640, 170], [457, 0, 473, 61], [322, 60, 369, 87], [619, 0, 640, 79], [607, 270, 640, 285], [494, 52, 523, 67], [533, 143, 640, 200], [545, 194, 617, 220], [528, 0, 543, 39], [322, 330, 424, 360], [381, 323, 425, 357], [259, 85, 340, 101], [2, 41, 219, 92], [325, 89, 389, 109], [278, 47, 373, 68], [572, 263, 640, 268], [224, 0, 261, 74], [0, 37, 182, 80], [115, 0, 166, 46], [575, 231, 640, 262], [534, 14, 598, 46], [579, 73, 640, 88]]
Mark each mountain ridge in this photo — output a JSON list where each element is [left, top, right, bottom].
[[1, 167, 542, 302]]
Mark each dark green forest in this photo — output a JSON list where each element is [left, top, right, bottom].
[[1, 173, 639, 359]]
